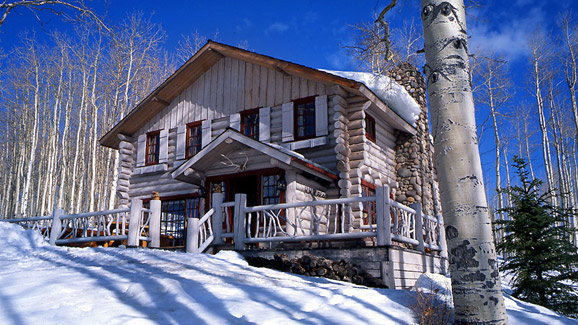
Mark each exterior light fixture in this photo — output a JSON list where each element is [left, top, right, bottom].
[[276, 178, 287, 192]]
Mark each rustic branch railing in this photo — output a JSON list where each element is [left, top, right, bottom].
[[3, 198, 161, 248], [199, 185, 447, 254], [186, 208, 215, 253], [54, 208, 131, 245], [4, 215, 53, 238]]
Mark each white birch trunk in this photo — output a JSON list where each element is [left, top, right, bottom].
[[530, 41, 558, 207], [420, 1, 507, 323], [20, 46, 41, 217]]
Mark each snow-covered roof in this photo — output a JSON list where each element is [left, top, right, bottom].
[[320, 70, 421, 126]]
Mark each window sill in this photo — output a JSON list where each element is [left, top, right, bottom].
[[281, 136, 326, 150], [134, 163, 168, 175]]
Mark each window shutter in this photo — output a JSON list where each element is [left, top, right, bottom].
[[159, 129, 168, 164], [230, 113, 240, 131], [176, 125, 186, 160], [259, 107, 271, 143], [315, 95, 328, 136], [202, 120, 211, 148], [282, 102, 294, 142], [136, 134, 146, 167]]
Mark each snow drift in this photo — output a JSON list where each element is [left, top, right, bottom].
[[0, 222, 576, 324]]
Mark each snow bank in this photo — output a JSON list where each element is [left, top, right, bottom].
[[0, 222, 48, 258], [320, 70, 421, 126], [1, 223, 577, 324]]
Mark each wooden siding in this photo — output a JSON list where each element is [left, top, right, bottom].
[[135, 57, 329, 137]]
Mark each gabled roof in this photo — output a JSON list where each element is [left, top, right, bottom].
[[100, 40, 415, 149], [172, 129, 338, 184]]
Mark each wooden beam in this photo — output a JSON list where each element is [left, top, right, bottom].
[[152, 96, 170, 106], [274, 65, 291, 77]]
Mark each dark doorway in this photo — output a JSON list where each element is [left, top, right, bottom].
[[228, 175, 260, 206]]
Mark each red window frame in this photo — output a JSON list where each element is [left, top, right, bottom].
[[365, 114, 376, 143], [145, 130, 161, 166], [186, 121, 203, 159], [293, 97, 316, 141], [240, 108, 260, 140], [361, 180, 377, 225]]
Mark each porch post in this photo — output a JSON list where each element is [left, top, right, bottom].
[[211, 191, 224, 245], [377, 186, 392, 246], [376, 186, 391, 246], [49, 209, 65, 246], [411, 203, 425, 253], [149, 195, 162, 248], [438, 213, 448, 259], [186, 217, 199, 253], [128, 198, 143, 247], [233, 193, 247, 250]]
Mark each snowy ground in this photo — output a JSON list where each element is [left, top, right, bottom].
[[0, 222, 576, 325]]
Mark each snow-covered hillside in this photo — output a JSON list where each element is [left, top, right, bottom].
[[0, 222, 575, 325]]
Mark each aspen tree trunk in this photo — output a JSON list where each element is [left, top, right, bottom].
[[420, 1, 507, 323], [529, 34, 558, 207], [57, 68, 73, 209], [502, 144, 512, 210], [88, 39, 101, 212], [20, 46, 41, 217], [69, 60, 88, 212], [523, 116, 536, 180]]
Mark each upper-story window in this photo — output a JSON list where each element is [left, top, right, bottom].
[[186, 121, 203, 158], [294, 97, 316, 140], [146, 131, 161, 165], [365, 114, 376, 143], [241, 108, 259, 140]]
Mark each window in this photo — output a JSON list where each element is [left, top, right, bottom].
[[146, 131, 160, 165], [294, 97, 316, 140], [186, 122, 202, 158], [365, 114, 376, 143], [262, 175, 281, 205], [241, 108, 259, 140], [160, 197, 201, 247], [361, 182, 376, 225]]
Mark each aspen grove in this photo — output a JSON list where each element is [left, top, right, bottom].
[[0, 14, 174, 218]]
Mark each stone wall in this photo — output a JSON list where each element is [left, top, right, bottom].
[[389, 63, 442, 217]]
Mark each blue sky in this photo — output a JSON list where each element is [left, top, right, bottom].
[[1, 0, 577, 197]]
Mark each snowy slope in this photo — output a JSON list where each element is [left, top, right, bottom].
[[319, 70, 421, 126], [0, 222, 576, 325]]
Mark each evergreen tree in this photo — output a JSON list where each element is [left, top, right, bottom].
[[496, 157, 578, 317]]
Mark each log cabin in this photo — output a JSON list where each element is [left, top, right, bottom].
[[99, 41, 446, 287]]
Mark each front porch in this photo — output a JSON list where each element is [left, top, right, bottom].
[[5, 185, 447, 289], [187, 185, 448, 289]]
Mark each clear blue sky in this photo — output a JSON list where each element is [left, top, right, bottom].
[[1, 0, 576, 197]]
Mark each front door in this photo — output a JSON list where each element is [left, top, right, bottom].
[[228, 175, 260, 207]]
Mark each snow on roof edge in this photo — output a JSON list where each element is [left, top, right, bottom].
[[319, 69, 421, 127]]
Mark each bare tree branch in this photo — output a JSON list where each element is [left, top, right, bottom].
[[0, 0, 110, 32]]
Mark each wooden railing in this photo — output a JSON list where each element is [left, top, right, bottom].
[[5, 187, 446, 257], [3, 198, 161, 247], [186, 208, 215, 253], [195, 186, 447, 255]]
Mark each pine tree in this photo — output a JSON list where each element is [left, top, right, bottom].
[[496, 157, 578, 317]]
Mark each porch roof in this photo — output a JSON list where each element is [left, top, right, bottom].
[[171, 129, 338, 185]]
